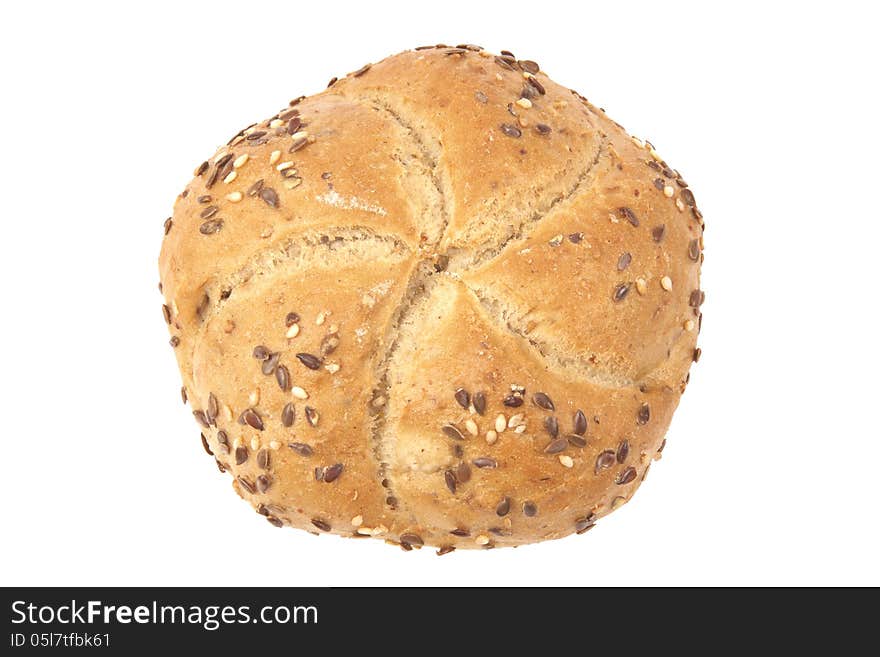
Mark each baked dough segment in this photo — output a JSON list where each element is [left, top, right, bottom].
[[381, 276, 677, 547], [332, 48, 605, 253], [160, 93, 433, 377], [190, 242, 413, 536], [463, 129, 701, 386]]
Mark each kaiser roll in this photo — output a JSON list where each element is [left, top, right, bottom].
[[158, 44, 704, 552]]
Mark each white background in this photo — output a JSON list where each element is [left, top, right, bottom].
[[2, 0, 877, 587]]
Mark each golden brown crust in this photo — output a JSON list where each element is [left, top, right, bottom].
[[158, 45, 703, 551]]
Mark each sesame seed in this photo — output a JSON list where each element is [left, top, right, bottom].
[[660, 276, 673, 291], [233, 154, 249, 169], [516, 97, 532, 109], [269, 440, 280, 450], [495, 414, 507, 433], [226, 191, 242, 202], [351, 515, 363, 527], [559, 455, 574, 468], [250, 437, 260, 452], [292, 386, 308, 400], [611, 496, 628, 510], [285, 323, 300, 338], [514, 425, 526, 433], [486, 430, 498, 445], [290, 130, 309, 141], [663, 185, 675, 198], [325, 363, 340, 374], [636, 279, 648, 295], [315, 312, 326, 326], [276, 161, 295, 171], [684, 319, 695, 331], [475, 535, 490, 546], [507, 413, 524, 428], [269, 150, 281, 165], [223, 170, 237, 184], [465, 419, 479, 436]]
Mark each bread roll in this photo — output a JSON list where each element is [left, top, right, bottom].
[[158, 44, 704, 552]]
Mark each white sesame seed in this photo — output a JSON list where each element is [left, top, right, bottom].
[[269, 150, 281, 165], [269, 118, 284, 129], [233, 154, 249, 169], [516, 97, 532, 109], [676, 198, 686, 212], [213, 151, 229, 163], [508, 413, 524, 428], [233, 437, 243, 449], [292, 386, 308, 400], [495, 72, 503, 81], [222, 405, 233, 422], [276, 161, 295, 171], [663, 185, 675, 198], [285, 323, 300, 339], [170, 300, 178, 316], [226, 191, 243, 202], [495, 414, 507, 433], [283, 178, 302, 190], [609, 212, 620, 224], [223, 170, 237, 184], [249, 389, 260, 406], [636, 278, 648, 295], [371, 525, 387, 536], [475, 534, 490, 545], [514, 425, 527, 434], [523, 71, 532, 79], [559, 455, 574, 468], [290, 130, 309, 141], [611, 496, 628, 510], [684, 319, 696, 332], [357, 527, 372, 535], [269, 440, 280, 450], [315, 312, 326, 326], [351, 515, 363, 527], [325, 363, 340, 374], [650, 148, 662, 160], [631, 136, 645, 148], [328, 324, 339, 334], [465, 419, 479, 436], [660, 276, 673, 291], [250, 437, 260, 451], [486, 430, 498, 445]]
